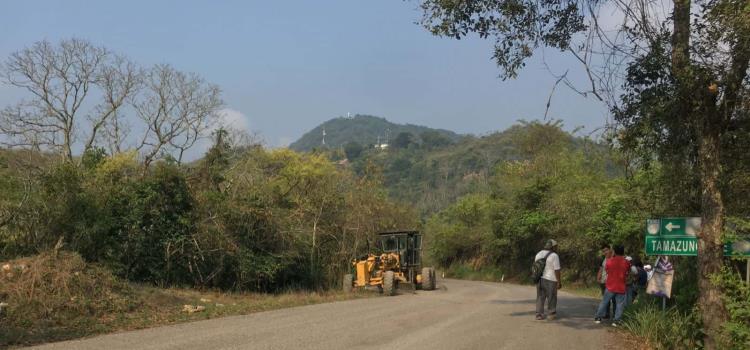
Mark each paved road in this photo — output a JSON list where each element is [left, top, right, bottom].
[[28, 279, 617, 350]]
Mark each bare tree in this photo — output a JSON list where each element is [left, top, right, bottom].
[[0, 39, 139, 160], [133, 64, 222, 167]]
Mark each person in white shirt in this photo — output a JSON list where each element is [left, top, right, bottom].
[[534, 239, 561, 320]]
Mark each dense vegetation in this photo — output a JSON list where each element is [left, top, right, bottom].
[[289, 114, 461, 152], [0, 136, 416, 292]]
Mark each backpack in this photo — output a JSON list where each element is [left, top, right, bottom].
[[531, 251, 553, 284]]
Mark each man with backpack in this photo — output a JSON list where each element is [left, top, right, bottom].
[[533, 239, 561, 320]]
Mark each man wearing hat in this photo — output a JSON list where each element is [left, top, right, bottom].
[[534, 239, 561, 320]]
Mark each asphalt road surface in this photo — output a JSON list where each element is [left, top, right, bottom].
[[28, 279, 618, 350]]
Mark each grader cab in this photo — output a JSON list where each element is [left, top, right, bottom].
[[343, 231, 436, 296]]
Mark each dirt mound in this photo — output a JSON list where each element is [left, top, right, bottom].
[[0, 250, 136, 346]]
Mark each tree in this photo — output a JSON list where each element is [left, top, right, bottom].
[[343, 141, 363, 160], [1, 39, 223, 167], [420, 0, 750, 346], [133, 64, 222, 167], [392, 132, 414, 149], [0, 39, 139, 161], [420, 130, 453, 149]]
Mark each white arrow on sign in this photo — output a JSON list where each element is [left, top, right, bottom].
[[666, 222, 681, 232]]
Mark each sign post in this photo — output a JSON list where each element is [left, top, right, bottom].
[[723, 239, 750, 285]]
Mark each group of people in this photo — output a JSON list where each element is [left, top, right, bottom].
[[594, 244, 647, 326], [533, 240, 649, 326]]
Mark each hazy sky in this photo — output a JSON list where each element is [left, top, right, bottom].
[[0, 0, 608, 148]]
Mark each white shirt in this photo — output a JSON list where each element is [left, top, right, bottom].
[[534, 250, 561, 282]]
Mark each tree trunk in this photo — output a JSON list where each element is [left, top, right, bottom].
[[671, 0, 728, 347], [671, 0, 690, 74], [697, 124, 728, 349]]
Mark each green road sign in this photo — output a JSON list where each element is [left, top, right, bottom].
[[646, 217, 701, 236], [645, 218, 701, 256], [724, 240, 750, 257], [645, 218, 750, 257], [646, 236, 698, 256]]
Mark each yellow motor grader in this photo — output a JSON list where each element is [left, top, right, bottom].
[[343, 231, 436, 296]]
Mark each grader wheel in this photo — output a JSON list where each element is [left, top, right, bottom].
[[422, 267, 435, 290], [383, 271, 396, 296], [431, 267, 437, 288], [422, 267, 435, 291], [343, 274, 353, 293]]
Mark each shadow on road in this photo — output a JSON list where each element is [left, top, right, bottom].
[[488, 299, 536, 305], [506, 295, 601, 331]]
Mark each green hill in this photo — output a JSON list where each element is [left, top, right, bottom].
[[288, 114, 461, 152], [353, 127, 524, 215], [287, 118, 617, 216], [345, 121, 616, 216]]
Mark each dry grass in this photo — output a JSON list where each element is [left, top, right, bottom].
[[607, 329, 653, 350], [0, 251, 134, 347], [0, 251, 373, 348]]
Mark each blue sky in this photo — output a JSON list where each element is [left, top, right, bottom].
[[0, 0, 608, 148]]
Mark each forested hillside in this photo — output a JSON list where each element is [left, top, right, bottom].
[[317, 120, 614, 216], [289, 114, 461, 152]]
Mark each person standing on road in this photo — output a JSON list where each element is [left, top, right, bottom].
[[596, 244, 614, 319], [594, 245, 630, 327], [535, 239, 561, 321]]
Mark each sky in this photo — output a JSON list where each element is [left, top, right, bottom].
[[0, 0, 609, 151]]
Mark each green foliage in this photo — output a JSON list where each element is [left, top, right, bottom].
[[713, 266, 750, 349], [343, 141, 363, 160], [426, 194, 492, 267], [426, 121, 630, 280], [392, 132, 415, 149], [117, 163, 196, 284], [621, 301, 704, 350], [420, 130, 454, 149], [419, 0, 586, 79], [0, 141, 416, 292], [444, 262, 504, 282]]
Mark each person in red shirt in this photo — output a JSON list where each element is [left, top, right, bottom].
[[594, 245, 630, 326]]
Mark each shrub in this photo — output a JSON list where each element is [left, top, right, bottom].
[[714, 265, 750, 349], [621, 300, 704, 349], [445, 262, 504, 282]]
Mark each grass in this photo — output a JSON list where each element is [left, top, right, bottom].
[[619, 299, 704, 350], [0, 251, 373, 349]]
